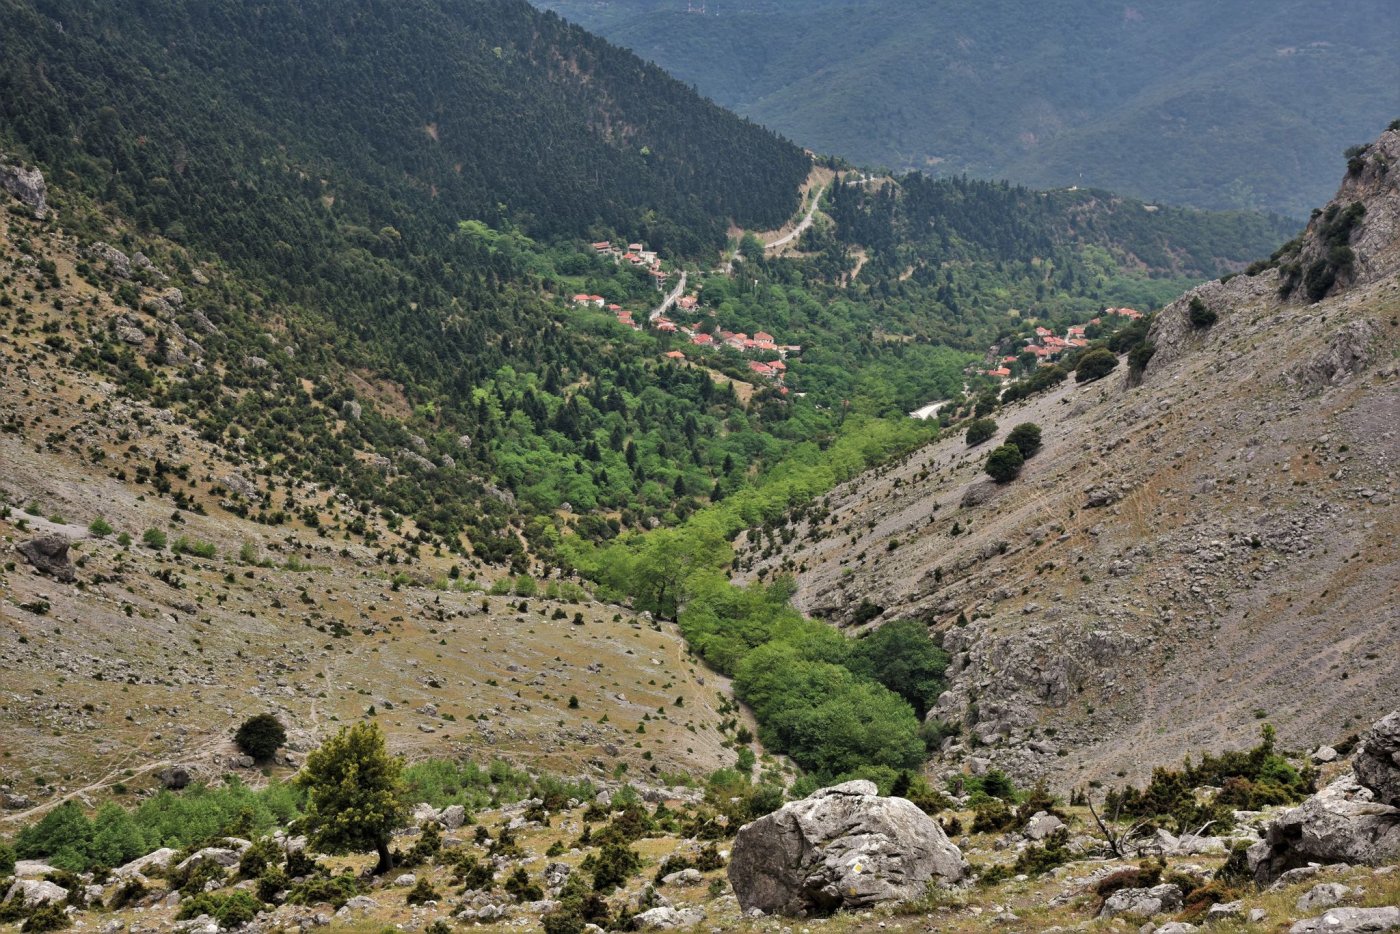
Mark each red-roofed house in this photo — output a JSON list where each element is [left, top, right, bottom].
[[656, 321, 677, 333], [754, 331, 774, 343], [628, 243, 644, 253], [691, 333, 715, 346], [591, 241, 612, 253], [664, 350, 686, 360], [768, 359, 786, 371], [677, 296, 699, 311], [748, 361, 775, 378], [1035, 326, 1053, 338], [988, 367, 1011, 378], [588, 295, 605, 307]]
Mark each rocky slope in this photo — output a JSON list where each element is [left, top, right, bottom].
[[738, 130, 1400, 789], [0, 181, 754, 817]]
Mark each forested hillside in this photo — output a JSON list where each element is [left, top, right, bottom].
[[0, 0, 808, 260], [537, 0, 1399, 217]]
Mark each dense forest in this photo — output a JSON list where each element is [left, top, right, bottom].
[[0, 0, 1302, 568], [538, 0, 1399, 217], [0, 0, 808, 260]]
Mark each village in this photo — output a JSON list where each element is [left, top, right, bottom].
[[570, 239, 800, 388], [975, 306, 1144, 380]]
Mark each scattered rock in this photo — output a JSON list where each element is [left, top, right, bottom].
[[633, 906, 706, 930], [393, 873, 416, 887], [661, 868, 703, 887], [1298, 882, 1352, 912], [17, 534, 75, 583], [441, 804, 466, 829], [158, 766, 193, 790], [114, 848, 179, 879], [173, 847, 240, 874], [1098, 884, 1183, 919], [728, 779, 967, 916], [1023, 811, 1066, 841], [1205, 900, 1244, 922], [1288, 906, 1400, 933]]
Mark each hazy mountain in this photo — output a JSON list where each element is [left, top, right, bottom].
[[537, 0, 1400, 218]]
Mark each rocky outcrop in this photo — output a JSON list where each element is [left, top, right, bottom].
[[727, 780, 966, 916], [17, 534, 76, 583], [1249, 711, 1400, 883], [157, 766, 192, 790], [4, 879, 68, 908], [1289, 319, 1379, 394], [85, 242, 133, 279], [1352, 711, 1400, 806], [0, 156, 49, 218]]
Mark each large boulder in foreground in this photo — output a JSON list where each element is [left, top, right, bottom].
[[728, 780, 966, 916], [1249, 711, 1400, 883]]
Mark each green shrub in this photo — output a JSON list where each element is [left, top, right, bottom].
[[1005, 423, 1041, 459], [586, 841, 641, 894], [1188, 296, 1217, 328], [286, 872, 360, 908], [970, 798, 1016, 833], [234, 713, 287, 761], [1128, 341, 1156, 377], [20, 903, 69, 933], [1108, 725, 1311, 833], [984, 444, 1024, 483], [172, 537, 217, 559], [177, 891, 263, 927], [0, 841, 15, 875], [1075, 347, 1118, 383], [964, 418, 997, 446], [141, 528, 167, 550], [88, 517, 114, 537], [405, 877, 441, 905], [504, 866, 543, 902], [1013, 827, 1071, 876]]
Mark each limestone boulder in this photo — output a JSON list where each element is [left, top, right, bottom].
[[727, 780, 966, 916]]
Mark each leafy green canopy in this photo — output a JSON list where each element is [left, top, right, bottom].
[[296, 721, 408, 873], [13, 781, 303, 872]]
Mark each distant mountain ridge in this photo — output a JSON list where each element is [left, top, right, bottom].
[[537, 0, 1400, 218]]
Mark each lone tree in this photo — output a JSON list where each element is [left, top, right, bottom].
[[1005, 423, 1042, 459], [984, 444, 1025, 483], [296, 721, 407, 874], [964, 417, 997, 447], [1075, 347, 1118, 383], [233, 713, 286, 761]]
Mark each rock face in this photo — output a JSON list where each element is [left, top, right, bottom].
[[727, 780, 966, 916], [1353, 711, 1400, 807], [17, 534, 75, 583], [0, 156, 49, 218], [1250, 710, 1400, 883]]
